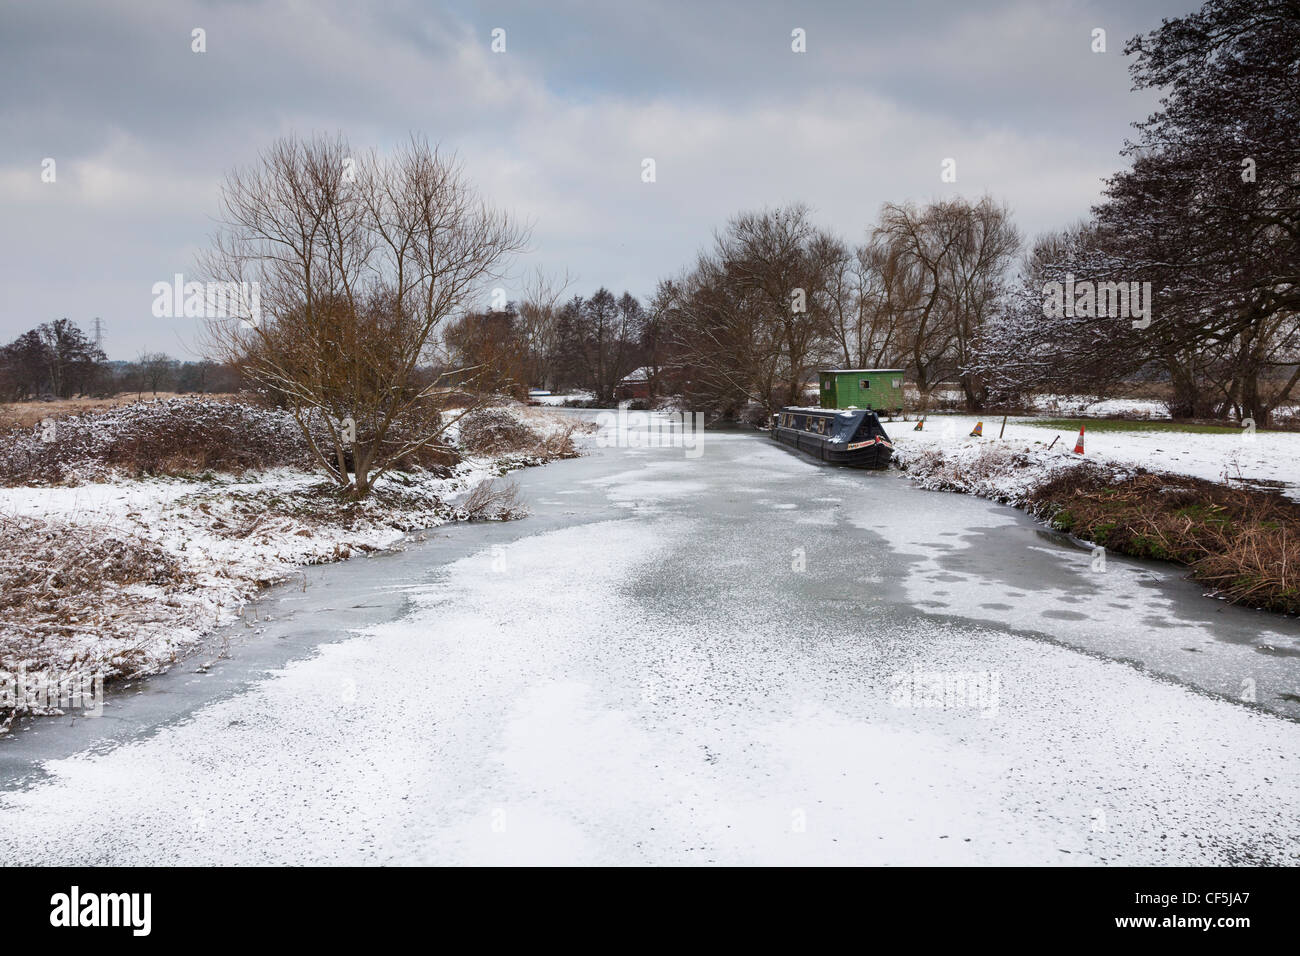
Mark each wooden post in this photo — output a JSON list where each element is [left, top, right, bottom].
[[998, 414, 1008, 439]]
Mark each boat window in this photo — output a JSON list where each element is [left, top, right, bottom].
[[860, 379, 871, 389], [892, 378, 902, 388]]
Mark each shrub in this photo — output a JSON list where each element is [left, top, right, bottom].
[[0, 398, 316, 485], [456, 408, 537, 456], [457, 479, 526, 520], [0, 512, 195, 707]]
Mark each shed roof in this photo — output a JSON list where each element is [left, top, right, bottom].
[[822, 368, 905, 374]]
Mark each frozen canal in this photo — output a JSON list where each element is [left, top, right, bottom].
[[1, 410, 1297, 865]]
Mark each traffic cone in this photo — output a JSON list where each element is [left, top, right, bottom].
[[914, 417, 925, 431], [969, 421, 983, 438], [1073, 424, 1085, 455]]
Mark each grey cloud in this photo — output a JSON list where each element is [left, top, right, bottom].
[[1, 0, 1191, 357]]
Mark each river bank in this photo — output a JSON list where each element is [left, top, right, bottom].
[[0, 399, 584, 726], [894, 435, 1300, 616]]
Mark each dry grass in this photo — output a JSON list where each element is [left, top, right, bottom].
[[457, 408, 536, 455], [458, 406, 584, 461], [0, 398, 316, 485], [458, 478, 526, 520], [0, 393, 239, 430], [529, 421, 583, 460], [905, 444, 1300, 613], [0, 511, 197, 723], [1035, 470, 1300, 614], [191, 480, 455, 547]]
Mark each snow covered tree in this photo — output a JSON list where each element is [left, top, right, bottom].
[[978, 0, 1300, 423], [1107, 0, 1300, 423]]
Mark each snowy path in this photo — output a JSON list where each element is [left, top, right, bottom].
[[0, 417, 1297, 865]]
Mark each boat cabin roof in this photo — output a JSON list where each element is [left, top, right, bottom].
[[781, 406, 852, 415], [776, 405, 887, 444], [780, 405, 874, 416], [821, 368, 904, 375]]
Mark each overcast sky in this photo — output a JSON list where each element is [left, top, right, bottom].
[[1, 0, 1190, 359]]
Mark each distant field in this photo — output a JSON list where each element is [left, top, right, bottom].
[[0, 393, 239, 429], [1025, 417, 1256, 435]]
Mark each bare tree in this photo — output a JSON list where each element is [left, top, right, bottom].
[[553, 288, 643, 403], [202, 133, 528, 495], [664, 205, 841, 414], [137, 352, 178, 396], [828, 237, 919, 370], [444, 304, 530, 399], [664, 251, 784, 415], [944, 197, 1020, 410], [516, 266, 574, 390], [871, 197, 1018, 410], [874, 201, 964, 408]]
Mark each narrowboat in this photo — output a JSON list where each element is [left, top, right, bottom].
[[769, 405, 894, 468]]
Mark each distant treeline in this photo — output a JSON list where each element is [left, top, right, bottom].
[[0, 319, 240, 401], [443, 285, 650, 404]]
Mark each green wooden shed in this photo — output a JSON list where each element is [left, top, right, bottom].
[[818, 369, 905, 415]]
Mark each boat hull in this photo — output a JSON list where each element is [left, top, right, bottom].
[[770, 426, 894, 468]]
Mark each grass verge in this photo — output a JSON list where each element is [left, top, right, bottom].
[[1035, 469, 1299, 613], [902, 444, 1299, 614], [1026, 418, 1255, 435]]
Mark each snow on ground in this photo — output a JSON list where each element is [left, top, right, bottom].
[[512, 403, 588, 439], [2, 455, 1296, 864], [530, 391, 594, 406], [0, 464, 484, 687], [1029, 395, 1170, 419], [0, 404, 577, 695], [888, 413, 1300, 500]]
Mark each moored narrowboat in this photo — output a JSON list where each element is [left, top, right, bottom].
[[769, 406, 894, 468]]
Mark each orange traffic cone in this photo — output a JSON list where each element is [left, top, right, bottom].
[[914, 417, 925, 431], [1073, 424, 1085, 455], [969, 421, 983, 438]]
